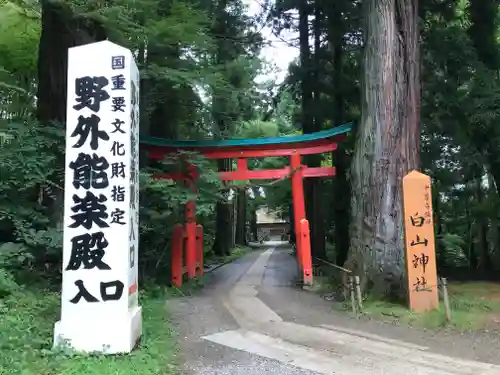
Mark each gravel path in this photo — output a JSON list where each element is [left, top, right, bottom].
[[169, 251, 320, 374], [257, 247, 500, 365], [168, 244, 500, 374]]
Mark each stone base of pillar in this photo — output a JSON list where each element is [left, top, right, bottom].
[[53, 306, 142, 354]]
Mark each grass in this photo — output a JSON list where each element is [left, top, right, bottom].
[[223, 245, 251, 262], [209, 245, 252, 265], [310, 259, 500, 331], [307, 263, 345, 294], [359, 281, 500, 331], [166, 276, 209, 297], [0, 286, 179, 375]]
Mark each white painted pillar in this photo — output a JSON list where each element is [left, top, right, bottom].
[[54, 40, 141, 354]]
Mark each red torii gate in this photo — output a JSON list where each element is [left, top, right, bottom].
[[140, 123, 352, 287]]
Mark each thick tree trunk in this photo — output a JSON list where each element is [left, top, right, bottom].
[[465, 196, 478, 269], [347, 0, 420, 296], [147, 42, 181, 140], [328, 5, 351, 266], [485, 151, 500, 199], [333, 147, 351, 266], [288, 204, 296, 244], [212, 159, 233, 256], [210, 0, 239, 256], [250, 207, 258, 242], [299, 0, 326, 259], [476, 174, 491, 270], [487, 172, 500, 268], [37, 0, 106, 229], [232, 195, 237, 247], [37, 0, 106, 124], [235, 189, 247, 245], [432, 181, 445, 268], [310, 1, 326, 259]]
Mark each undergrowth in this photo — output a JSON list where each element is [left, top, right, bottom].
[[357, 282, 500, 331], [0, 286, 179, 375]]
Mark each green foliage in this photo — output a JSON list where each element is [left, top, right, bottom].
[[417, 1, 500, 271], [467, 0, 500, 70], [236, 119, 279, 139], [0, 2, 39, 76], [210, 244, 251, 264], [439, 233, 468, 267], [3, 0, 500, 360], [138, 152, 222, 281], [0, 0, 264, 294], [0, 0, 261, 370], [0, 120, 64, 294], [360, 282, 500, 331], [0, 288, 178, 374], [0, 116, 224, 296]]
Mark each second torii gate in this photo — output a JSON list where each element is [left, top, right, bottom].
[[140, 123, 352, 287]]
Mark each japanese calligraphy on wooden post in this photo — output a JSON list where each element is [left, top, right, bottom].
[[402, 170, 439, 313], [53, 41, 142, 354]]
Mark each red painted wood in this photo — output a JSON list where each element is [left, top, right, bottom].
[[146, 140, 339, 160], [299, 219, 313, 286], [128, 282, 137, 294], [171, 224, 184, 287], [196, 225, 204, 277], [236, 158, 248, 171], [218, 166, 335, 181], [185, 169, 197, 279], [302, 166, 336, 178], [185, 204, 196, 279], [219, 168, 287, 180], [154, 166, 335, 182], [290, 152, 306, 272]]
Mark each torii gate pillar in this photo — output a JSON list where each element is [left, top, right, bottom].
[[291, 152, 313, 285]]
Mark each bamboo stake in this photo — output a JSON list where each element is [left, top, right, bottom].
[[441, 277, 452, 322], [348, 276, 357, 315], [354, 275, 363, 311]]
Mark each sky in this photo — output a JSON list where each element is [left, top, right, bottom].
[[242, 0, 299, 84]]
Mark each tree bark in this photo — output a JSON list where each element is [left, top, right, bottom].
[[147, 2, 181, 141], [475, 174, 491, 270], [210, 0, 239, 256], [250, 206, 258, 242], [328, 2, 351, 266], [37, 0, 106, 229], [465, 194, 478, 269], [432, 181, 445, 268], [347, 0, 420, 296], [235, 189, 247, 245], [37, 0, 107, 124], [333, 146, 351, 266], [310, 0, 326, 259], [299, 0, 326, 259], [212, 159, 233, 256], [487, 172, 500, 268]]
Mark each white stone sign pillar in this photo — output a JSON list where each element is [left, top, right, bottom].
[[54, 40, 142, 354]]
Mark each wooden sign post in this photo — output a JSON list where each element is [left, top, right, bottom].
[[402, 170, 439, 312]]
